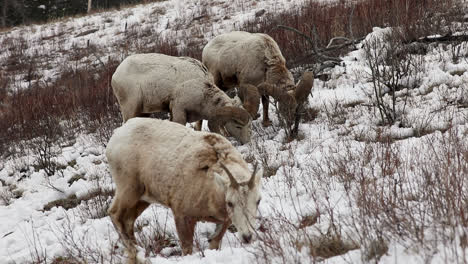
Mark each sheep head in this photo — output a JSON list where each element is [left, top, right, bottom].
[[214, 106, 252, 144], [238, 84, 261, 119], [217, 162, 262, 244], [259, 71, 314, 125]]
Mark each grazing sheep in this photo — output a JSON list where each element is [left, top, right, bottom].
[[111, 53, 252, 144], [202, 31, 314, 127], [106, 118, 262, 264]]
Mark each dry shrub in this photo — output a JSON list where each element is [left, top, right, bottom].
[[135, 209, 177, 257], [306, 234, 359, 259], [0, 59, 120, 154], [240, 0, 454, 67], [43, 194, 81, 212], [0, 184, 19, 205], [312, 126, 468, 261], [254, 213, 358, 263], [76, 174, 114, 221], [51, 213, 120, 264]]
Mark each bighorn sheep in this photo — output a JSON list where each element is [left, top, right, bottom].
[[107, 118, 262, 263], [111, 53, 252, 144], [202, 31, 314, 127]]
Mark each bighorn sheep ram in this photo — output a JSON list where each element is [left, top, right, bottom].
[[202, 31, 314, 127], [111, 53, 252, 144], [107, 118, 262, 263]]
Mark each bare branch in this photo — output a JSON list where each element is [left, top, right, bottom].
[[275, 25, 315, 47], [326, 37, 353, 48], [348, 4, 356, 48], [310, 26, 342, 62], [275, 25, 341, 63]]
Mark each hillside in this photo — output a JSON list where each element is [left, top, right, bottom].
[[0, 0, 468, 263]]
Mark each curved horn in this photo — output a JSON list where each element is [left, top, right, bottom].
[[294, 71, 314, 103], [238, 84, 260, 119], [258, 82, 295, 104], [214, 106, 250, 126], [220, 163, 239, 189], [248, 162, 258, 189]]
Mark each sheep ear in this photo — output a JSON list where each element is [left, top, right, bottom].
[[294, 71, 314, 103]]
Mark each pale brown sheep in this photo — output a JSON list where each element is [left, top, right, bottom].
[[202, 31, 314, 127], [111, 53, 252, 144], [106, 118, 262, 264]]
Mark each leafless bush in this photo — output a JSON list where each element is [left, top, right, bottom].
[[52, 213, 120, 264], [135, 208, 177, 257], [249, 123, 283, 177], [252, 161, 358, 264], [31, 116, 64, 177], [0, 183, 21, 205], [322, 100, 348, 127], [309, 126, 468, 262], [75, 173, 114, 222], [24, 219, 48, 264], [363, 30, 426, 125]]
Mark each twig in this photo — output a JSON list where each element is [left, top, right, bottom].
[[322, 37, 365, 53], [275, 25, 342, 63], [326, 37, 353, 48], [348, 4, 356, 48], [309, 25, 342, 63], [410, 34, 468, 43], [275, 25, 315, 46]]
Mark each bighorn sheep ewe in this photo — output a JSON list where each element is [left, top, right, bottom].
[[107, 118, 262, 263], [111, 53, 252, 144], [202, 31, 314, 127]]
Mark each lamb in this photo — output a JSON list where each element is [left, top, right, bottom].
[[106, 118, 262, 264], [202, 31, 314, 127], [111, 53, 252, 144]]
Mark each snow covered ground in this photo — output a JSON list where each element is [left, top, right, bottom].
[[1, 0, 468, 263]]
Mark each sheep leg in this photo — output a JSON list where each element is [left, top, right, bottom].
[[174, 215, 197, 255], [171, 109, 187, 125], [194, 120, 203, 131], [213, 71, 225, 90], [261, 95, 271, 127], [208, 223, 228, 250], [124, 201, 150, 241], [108, 186, 145, 263], [138, 113, 151, 118], [121, 101, 145, 123]]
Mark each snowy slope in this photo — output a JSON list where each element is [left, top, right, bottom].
[[0, 0, 305, 91], [1, 1, 468, 264]]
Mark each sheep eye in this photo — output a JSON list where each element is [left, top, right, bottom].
[[227, 202, 234, 208], [256, 199, 261, 206]]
